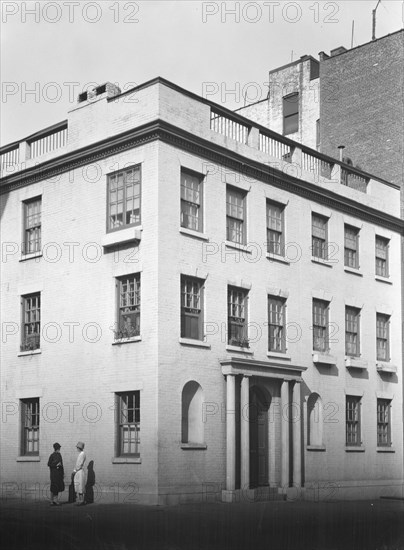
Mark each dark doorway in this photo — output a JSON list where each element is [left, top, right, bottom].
[[249, 386, 270, 488]]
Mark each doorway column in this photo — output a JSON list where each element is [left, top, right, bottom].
[[223, 374, 236, 501], [281, 380, 290, 489], [240, 375, 250, 490], [292, 381, 302, 488]]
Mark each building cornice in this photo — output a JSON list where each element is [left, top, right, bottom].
[[1, 119, 403, 234]]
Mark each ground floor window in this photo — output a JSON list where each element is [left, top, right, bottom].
[[21, 398, 40, 455], [116, 391, 140, 456]]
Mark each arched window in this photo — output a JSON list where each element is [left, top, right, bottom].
[[307, 393, 323, 446], [182, 381, 204, 445]]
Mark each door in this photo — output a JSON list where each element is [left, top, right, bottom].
[[249, 386, 269, 488]]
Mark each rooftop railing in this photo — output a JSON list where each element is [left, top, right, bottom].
[[28, 126, 67, 160], [341, 167, 369, 193], [0, 145, 19, 170], [259, 131, 292, 162], [210, 108, 250, 144]]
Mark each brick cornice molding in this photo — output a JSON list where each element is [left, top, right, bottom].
[[1, 119, 403, 234]]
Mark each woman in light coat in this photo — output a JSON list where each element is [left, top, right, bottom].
[[72, 441, 86, 506]]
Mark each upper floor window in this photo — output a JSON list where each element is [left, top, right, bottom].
[[266, 201, 285, 256], [375, 236, 389, 277], [226, 186, 246, 245], [312, 214, 328, 260], [268, 296, 286, 352], [283, 92, 299, 135], [344, 225, 359, 269], [21, 293, 41, 351], [377, 399, 391, 447], [23, 197, 41, 254], [181, 276, 204, 341], [21, 398, 40, 456], [107, 165, 141, 231], [116, 391, 140, 457], [228, 286, 248, 347], [376, 313, 390, 361], [346, 396, 361, 446], [115, 274, 140, 340], [181, 170, 203, 232], [312, 299, 329, 352], [345, 306, 360, 357]]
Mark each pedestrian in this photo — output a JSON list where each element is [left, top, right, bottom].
[[47, 442, 64, 506], [72, 441, 86, 506]]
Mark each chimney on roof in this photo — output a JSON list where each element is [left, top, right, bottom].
[[77, 82, 121, 104], [330, 46, 347, 57]]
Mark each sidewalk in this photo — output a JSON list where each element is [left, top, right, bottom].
[[1, 497, 403, 550]]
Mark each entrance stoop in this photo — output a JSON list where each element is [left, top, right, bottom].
[[222, 486, 286, 503]]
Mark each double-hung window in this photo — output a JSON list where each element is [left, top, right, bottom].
[[181, 170, 203, 232], [23, 197, 41, 254], [116, 275, 141, 339], [344, 225, 359, 268], [345, 307, 360, 356], [21, 293, 41, 351], [375, 236, 389, 277], [268, 297, 286, 352], [108, 165, 141, 231], [266, 201, 284, 255], [312, 214, 328, 260], [116, 391, 140, 457], [226, 187, 246, 245], [21, 398, 40, 455], [377, 399, 391, 447], [376, 313, 390, 361], [346, 396, 361, 446], [312, 300, 329, 352], [228, 287, 248, 347], [181, 276, 204, 340]]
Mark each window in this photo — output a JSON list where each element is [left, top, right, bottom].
[[182, 381, 204, 445], [345, 307, 360, 356], [116, 392, 140, 456], [268, 297, 286, 352], [21, 398, 39, 455], [23, 197, 41, 254], [312, 300, 329, 352], [181, 276, 204, 340], [375, 236, 389, 277], [346, 396, 361, 446], [181, 170, 203, 232], [21, 293, 40, 351], [266, 201, 284, 255], [344, 225, 359, 268], [115, 275, 140, 340], [226, 187, 246, 244], [283, 92, 299, 135], [107, 165, 141, 231], [376, 313, 390, 361], [228, 287, 248, 347], [312, 214, 328, 260], [377, 399, 391, 447], [307, 393, 323, 446]]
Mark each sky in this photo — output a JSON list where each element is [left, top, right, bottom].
[[1, 0, 403, 145]]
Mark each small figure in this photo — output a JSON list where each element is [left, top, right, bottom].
[[47, 442, 64, 506], [72, 441, 86, 506]]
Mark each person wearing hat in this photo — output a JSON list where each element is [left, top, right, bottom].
[[47, 443, 65, 506], [72, 442, 86, 506]]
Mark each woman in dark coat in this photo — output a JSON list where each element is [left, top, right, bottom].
[[47, 442, 64, 505]]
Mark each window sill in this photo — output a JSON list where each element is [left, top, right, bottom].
[[267, 351, 291, 360], [312, 352, 337, 366], [112, 336, 141, 345], [20, 252, 42, 262], [179, 227, 209, 241], [18, 349, 41, 357], [344, 267, 363, 277], [311, 258, 333, 268], [112, 457, 141, 464], [181, 444, 207, 450], [376, 362, 397, 374], [345, 357, 368, 369], [266, 253, 290, 265], [375, 276, 392, 285], [225, 241, 251, 253], [226, 345, 253, 354], [179, 338, 211, 349], [16, 456, 40, 462], [102, 226, 142, 249], [307, 445, 326, 452], [377, 447, 395, 453], [345, 446, 365, 452]]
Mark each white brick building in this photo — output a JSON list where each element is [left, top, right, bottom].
[[1, 78, 403, 504]]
